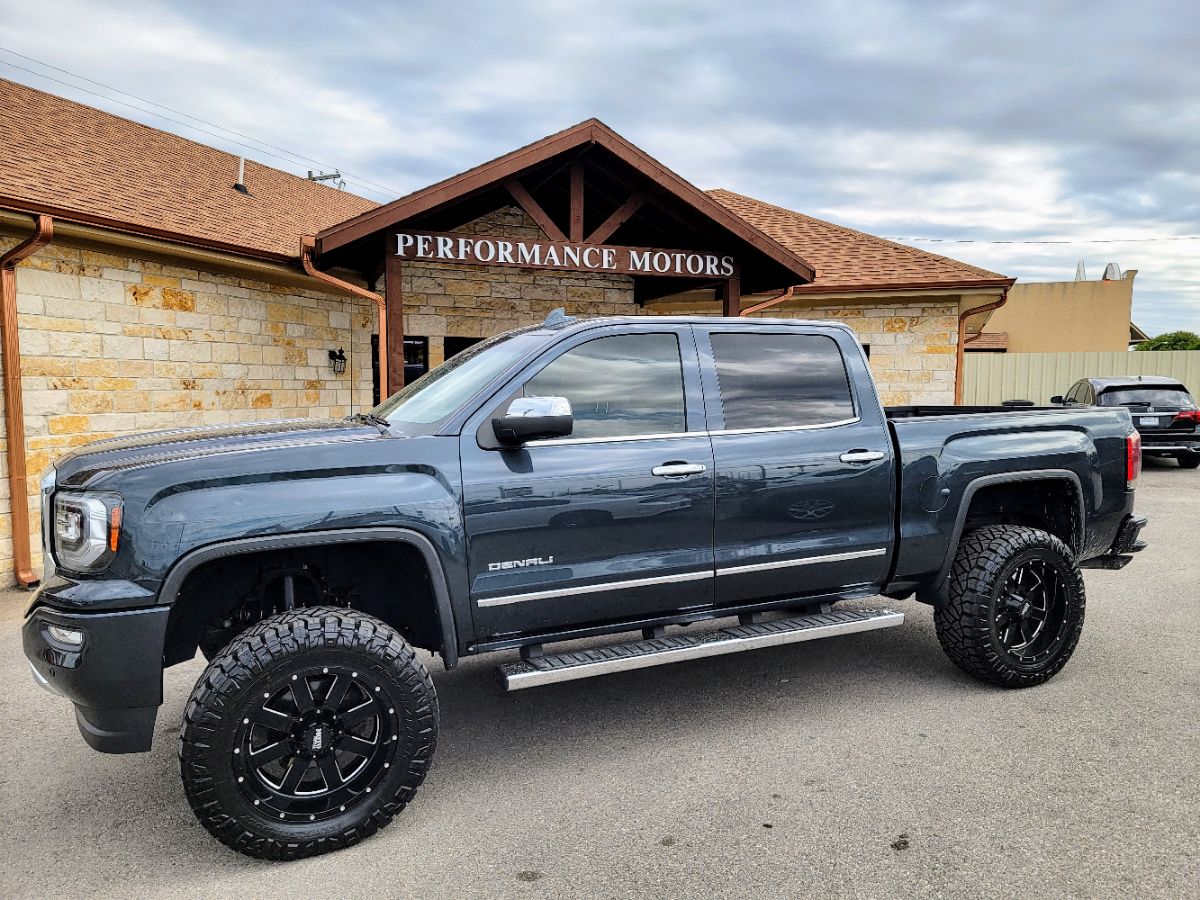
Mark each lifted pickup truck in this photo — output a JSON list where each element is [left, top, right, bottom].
[[25, 313, 1147, 859]]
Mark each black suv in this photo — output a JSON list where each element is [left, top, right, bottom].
[[1053, 375, 1200, 468]]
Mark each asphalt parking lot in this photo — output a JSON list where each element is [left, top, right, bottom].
[[0, 458, 1196, 900]]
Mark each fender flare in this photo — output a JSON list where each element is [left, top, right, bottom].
[[159, 527, 459, 668], [922, 468, 1086, 603]]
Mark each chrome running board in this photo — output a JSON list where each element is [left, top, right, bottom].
[[497, 607, 904, 691]]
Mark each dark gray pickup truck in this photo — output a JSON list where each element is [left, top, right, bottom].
[[24, 313, 1147, 859]]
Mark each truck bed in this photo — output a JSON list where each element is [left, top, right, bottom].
[[886, 404, 1042, 418]]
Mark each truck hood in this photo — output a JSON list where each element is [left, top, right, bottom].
[[52, 418, 385, 489]]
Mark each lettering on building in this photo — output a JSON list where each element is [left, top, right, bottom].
[[395, 231, 736, 278]]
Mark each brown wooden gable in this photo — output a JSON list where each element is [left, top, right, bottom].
[[315, 119, 815, 302]]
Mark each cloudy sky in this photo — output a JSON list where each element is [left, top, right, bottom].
[[2, 0, 1198, 334]]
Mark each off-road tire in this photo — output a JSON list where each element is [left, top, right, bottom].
[[180, 606, 438, 860], [1178, 455, 1200, 469], [934, 525, 1085, 688]]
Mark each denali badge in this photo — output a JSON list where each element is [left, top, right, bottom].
[[488, 556, 554, 572]]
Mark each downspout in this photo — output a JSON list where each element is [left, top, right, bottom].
[[300, 236, 387, 399], [954, 288, 1009, 404], [1, 213, 53, 587], [739, 285, 795, 317]]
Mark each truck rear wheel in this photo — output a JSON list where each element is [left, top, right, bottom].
[[179, 606, 438, 859], [934, 525, 1085, 688], [1178, 454, 1200, 469]]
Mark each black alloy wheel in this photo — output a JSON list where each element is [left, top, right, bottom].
[[235, 667, 399, 824], [992, 557, 1070, 667], [181, 607, 438, 859], [935, 525, 1085, 688]]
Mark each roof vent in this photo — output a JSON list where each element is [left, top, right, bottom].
[[1102, 262, 1122, 280], [233, 157, 249, 194], [1074, 260, 1087, 281]]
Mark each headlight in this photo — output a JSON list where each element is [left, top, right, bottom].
[[53, 493, 122, 573]]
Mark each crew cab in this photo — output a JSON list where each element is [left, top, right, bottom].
[[25, 313, 1147, 859], [1052, 375, 1200, 468]]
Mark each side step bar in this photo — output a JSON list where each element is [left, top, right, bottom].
[[497, 607, 904, 691]]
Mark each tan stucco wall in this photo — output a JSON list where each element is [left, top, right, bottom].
[[981, 274, 1135, 353]]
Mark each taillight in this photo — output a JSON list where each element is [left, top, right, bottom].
[[1126, 431, 1141, 489], [1172, 409, 1199, 426]]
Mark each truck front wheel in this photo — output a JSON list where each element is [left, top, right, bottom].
[[179, 606, 438, 859], [934, 525, 1085, 688]]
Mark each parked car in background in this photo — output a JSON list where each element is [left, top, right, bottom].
[[1052, 376, 1200, 468]]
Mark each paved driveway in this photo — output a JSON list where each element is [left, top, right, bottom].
[[1, 459, 1196, 899]]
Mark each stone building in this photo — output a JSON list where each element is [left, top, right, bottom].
[[0, 78, 1011, 585]]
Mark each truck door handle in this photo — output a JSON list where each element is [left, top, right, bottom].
[[839, 449, 885, 464], [651, 462, 708, 477]]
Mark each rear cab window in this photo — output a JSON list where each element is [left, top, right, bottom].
[[708, 332, 856, 430]]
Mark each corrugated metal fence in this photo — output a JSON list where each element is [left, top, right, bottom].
[[962, 351, 1200, 405]]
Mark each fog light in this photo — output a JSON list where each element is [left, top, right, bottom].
[[46, 624, 84, 646]]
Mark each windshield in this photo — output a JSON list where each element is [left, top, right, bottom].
[[1098, 386, 1193, 408], [371, 330, 543, 426]]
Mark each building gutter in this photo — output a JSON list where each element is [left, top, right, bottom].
[[955, 288, 1009, 404], [0, 195, 294, 264], [300, 236, 388, 395], [1, 213, 53, 587]]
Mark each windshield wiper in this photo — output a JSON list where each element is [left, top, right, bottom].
[[346, 412, 391, 433]]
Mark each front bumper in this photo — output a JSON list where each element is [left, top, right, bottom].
[[22, 602, 169, 753]]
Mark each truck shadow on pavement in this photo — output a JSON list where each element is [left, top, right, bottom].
[[21, 599, 966, 873]]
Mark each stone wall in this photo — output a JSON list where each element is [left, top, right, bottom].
[[763, 298, 960, 406], [0, 210, 957, 585], [0, 233, 377, 579], [650, 296, 961, 406]]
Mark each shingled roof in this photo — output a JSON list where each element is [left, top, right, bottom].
[[708, 188, 1013, 293], [0, 78, 376, 261]]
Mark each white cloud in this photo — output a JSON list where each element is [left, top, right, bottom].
[[0, 0, 1196, 335]]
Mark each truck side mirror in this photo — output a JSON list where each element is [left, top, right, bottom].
[[1050, 395, 1064, 405], [492, 396, 573, 445]]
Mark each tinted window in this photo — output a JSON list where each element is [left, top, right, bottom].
[[1099, 386, 1193, 407], [524, 333, 686, 439], [710, 332, 855, 429]]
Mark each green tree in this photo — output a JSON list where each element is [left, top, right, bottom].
[[1135, 330, 1200, 351]]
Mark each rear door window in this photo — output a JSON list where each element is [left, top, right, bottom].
[[709, 332, 855, 430]]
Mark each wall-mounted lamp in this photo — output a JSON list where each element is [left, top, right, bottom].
[[328, 348, 347, 375]]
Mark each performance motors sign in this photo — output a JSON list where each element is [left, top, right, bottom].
[[394, 231, 737, 278]]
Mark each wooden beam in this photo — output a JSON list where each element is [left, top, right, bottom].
[[587, 193, 645, 244], [569, 161, 584, 242], [721, 273, 741, 317], [385, 254, 405, 396], [503, 178, 567, 242]]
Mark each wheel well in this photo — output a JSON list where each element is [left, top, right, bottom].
[[163, 541, 443, 666], [961, 479, 1083, 555]]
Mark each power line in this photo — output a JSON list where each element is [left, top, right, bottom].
[[0, 50, 403, 201], [890, 234, 1200, 245]]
